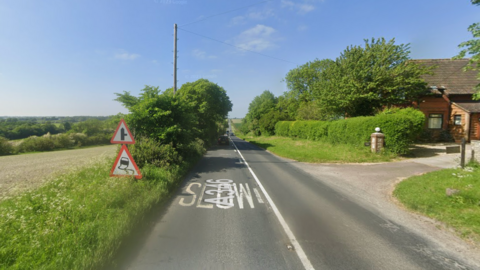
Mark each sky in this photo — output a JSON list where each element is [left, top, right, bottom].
[[0, 0, 479, 118]]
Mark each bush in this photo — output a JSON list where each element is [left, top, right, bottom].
[[68, 133, 88, 147], [18, 136, 55, 152], [53, 133, 74, 149], [0, 136, 14, 155], [275, 108, 425, 154], [129, 136, 182, 168]]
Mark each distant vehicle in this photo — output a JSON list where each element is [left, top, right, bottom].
[[230, 133, 235, 136], [218, 135, 229, 145], [226, 130, 229, 135]]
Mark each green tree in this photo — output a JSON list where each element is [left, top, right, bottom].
[[176, 79, 233, 142], [243, 90, 277, 135], [115, 81, 232, 157], [314, 38, 430, 117], [70, 119, 104, 136], [63, 121, 72, 131], [455, 0, 480, 99], [284, 59, 335, 120]]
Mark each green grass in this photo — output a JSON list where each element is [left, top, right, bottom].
[[238, 134, 398, 163], [394, 163, 480, 244], [0, 156, 191, 269]]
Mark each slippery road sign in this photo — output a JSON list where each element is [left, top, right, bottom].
[[111, 119, 135, 144], [110, 145, 142, 179]]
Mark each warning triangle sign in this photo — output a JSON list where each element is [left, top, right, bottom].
[[111, 119, 135, 144], [110, 145, 142, 179]]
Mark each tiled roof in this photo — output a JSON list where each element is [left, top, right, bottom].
[[453, 101, 480, 113], [412, 59, 479, 95]]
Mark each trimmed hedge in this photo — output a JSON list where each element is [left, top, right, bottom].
[[275, 108, 425, 154]]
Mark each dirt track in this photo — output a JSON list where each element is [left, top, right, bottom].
[[0, 145, 118, 200]]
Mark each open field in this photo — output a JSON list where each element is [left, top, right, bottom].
[[230, 118, 242, 124], [0, 145, 117, 200], [230, 118, 243, 133]]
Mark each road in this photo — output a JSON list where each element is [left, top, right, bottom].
[[117, 134, 474, 269]]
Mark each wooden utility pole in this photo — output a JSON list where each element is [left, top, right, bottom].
[[173, 23, 178, 95]]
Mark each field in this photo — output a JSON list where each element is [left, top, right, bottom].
[[0, 145, 117, 200], [230, 118, 243, 132]]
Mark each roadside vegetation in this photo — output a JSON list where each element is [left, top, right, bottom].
[[235, 38, 429, 161], [0, 158, 187, 269], [237, 134, 397, 163], [0, 79, 232, 269], [394, 162, 480, 244]]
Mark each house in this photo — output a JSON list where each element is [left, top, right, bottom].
[[412, 59, 480, 142]]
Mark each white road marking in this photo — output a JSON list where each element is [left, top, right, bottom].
[[205, 179, 234, 209], [253, 188, 264, 204], [179, 183, 201, 206], [196, 181, 213, 209], [233, 183, 255, 209], [231, 140, 315, 270]]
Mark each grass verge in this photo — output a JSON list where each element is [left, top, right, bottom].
[[238, 134, 398, 163], [0, 156, 193, 269], [393, 162, 480, 244]]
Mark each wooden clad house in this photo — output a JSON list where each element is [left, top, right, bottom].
[[413, 59, 480, 142]]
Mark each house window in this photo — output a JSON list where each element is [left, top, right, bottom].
[[454, 115, 462, 125], [428, 114, 443, 129]]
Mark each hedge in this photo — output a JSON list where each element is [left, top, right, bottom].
[[275, 108, 425, 154]]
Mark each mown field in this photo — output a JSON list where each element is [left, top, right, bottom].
[[0, 145, 117, 200]]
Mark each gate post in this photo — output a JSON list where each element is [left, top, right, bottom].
[[371, 127, 385, 154]]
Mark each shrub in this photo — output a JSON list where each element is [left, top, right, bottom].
[[129, 136, 182, 168], [0, 136, 14, 155], [53, 133, 74, 149], [68, 133, 88, 147], [18, 136, 55, 152], [275, 108, 425, 154]]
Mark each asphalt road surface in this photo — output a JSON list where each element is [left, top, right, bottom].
[[118, 135, 474, 270]]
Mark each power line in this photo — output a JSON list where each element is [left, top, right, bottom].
[[179, 0, 273, 27], [178, 27, 297, 65]]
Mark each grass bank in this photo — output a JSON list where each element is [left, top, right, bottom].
[[238, 134, 398, 163], [0, 156, 193, 269], [394, 163, 480, 244]]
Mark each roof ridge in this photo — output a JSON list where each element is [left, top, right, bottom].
[[411, 58, 470, 61]]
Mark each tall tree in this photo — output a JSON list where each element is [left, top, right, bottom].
[[283, 59, 334, 120], [455, 0, 480, 98], [243, 90, 277, 135], [314, 38, 430, 117]]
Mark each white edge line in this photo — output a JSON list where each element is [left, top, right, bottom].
[[231, 139, 315, 270]]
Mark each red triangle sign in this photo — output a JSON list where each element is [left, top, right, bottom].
[[110, 145, 142, 179], [111, 119, 135, 144]]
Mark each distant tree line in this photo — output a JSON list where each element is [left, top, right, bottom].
[[241, 38, 432, 136], [0, 116, 112, 140], [0, 116, 124, 155]]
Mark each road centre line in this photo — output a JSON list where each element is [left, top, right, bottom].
[[231, 140, 315, 270]]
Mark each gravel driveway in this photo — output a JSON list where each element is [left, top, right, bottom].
[[0, 145, 118, 200]]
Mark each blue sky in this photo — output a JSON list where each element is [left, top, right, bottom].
[[0, 0, 478, 118]]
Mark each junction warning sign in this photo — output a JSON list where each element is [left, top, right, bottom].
[[111, 119, 135, 144], [110, 145, 142, 179]]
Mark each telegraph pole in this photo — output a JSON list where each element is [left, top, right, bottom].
[[173, 23, 178, 95]]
